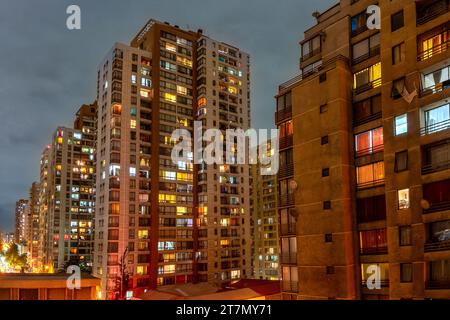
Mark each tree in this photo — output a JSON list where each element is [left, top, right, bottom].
[[4, 243, 28, 270], [115, 247, 129, 299], [61, 256, 92, 273]]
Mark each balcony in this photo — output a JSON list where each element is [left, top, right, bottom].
[[423, 200, 450, 214], [278, 163, 294, 178], [420, 119, 450, 136], [420, 79, 450, 97], [353, 45, 381, 65], [354, 78, 382, 95], [426, 280, 450, 289], [280, 223, 297, 236], [278, 194, 295, 207], [360, 279, 389, 288], [280, 253, 297, 265], [360, 246, 388, 255], [425, 240, 450, 252], [417, 0, 450, 25], [418, 40, 449, 61], [300, 48, 321, 63], [357, 178, 385, 190], [279, 135, 293, 150], [275, 107, 292, 124], [422, 159, 450, 174], [355, 144, 384, 158], [282, 281, 299, 293]]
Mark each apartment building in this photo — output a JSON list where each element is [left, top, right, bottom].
[[15, 199, 29, 244], [38, 145, 51, 271], [250, 149, 280, 280], [276, 0, 450, 300], [43, 104, 96, 271], [93, 19, 251, 299], [27, 182, 40, 270]]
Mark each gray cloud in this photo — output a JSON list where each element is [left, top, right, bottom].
[[0, 0, 335, 231]]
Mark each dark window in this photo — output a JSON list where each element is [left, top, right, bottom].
[[357, 195, 386, 223], [392, 77, 405, 99], [353, 95, 382, 125], [399, 226, 412, 246], [392, 42, 405, 65], [326, 266, 335, 274], [395, 150, 408, 172], [323, 201, 331, 210], [322, 168, 330, 177], [325, 234, 333, 242], [391, 10, 404, 32], [321, 136, 329, 145], [319, 73, 327, 83], [400, 263, 413, 282], [320, 104, 328, 114]]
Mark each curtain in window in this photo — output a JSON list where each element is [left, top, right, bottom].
[[430, 260, 450, 281], [425, 104, 450, 130], [360, 229, 387, 250], [401, 264, 413, 282], [430, 143, 450, 167], [423, 179, 450, 204], [353, 39, 369, 60], [355, 131, 371, 154]]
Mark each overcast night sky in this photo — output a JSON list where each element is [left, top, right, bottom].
[[0, 0, 336, 231]]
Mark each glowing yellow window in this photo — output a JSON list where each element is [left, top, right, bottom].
[[136, 266, 147, 275], [228, 86, 237, 94], [177, 85, 187, 95], [164, 264, 175, 274], [220, 240, 230, 246], [370, 62, 382, 86], [140, 89, 151, 98], [198, 206, 208, 215], [165, 43, 176, 52], [130, 119, 136, 129], [177, 56, 193, 67], [57, 137, 63, 144], [177, 207, 187, 215], [164, 92, 177, 103], [138, 230, 149, 239]]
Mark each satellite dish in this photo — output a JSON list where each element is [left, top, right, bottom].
[[420, 199, 430, 210], [289, 180, 298, 192]]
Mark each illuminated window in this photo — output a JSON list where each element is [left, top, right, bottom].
[[177, 85, 187, 95], [356, 162, 385, 187], [164, 92, 177, 103], [177, 56, 192, 67], [136, 266, 147, 275], [161, 171, 176, 181], [198, 97, 207, 107], [141, 77, 152, 87], [398, 189, 410, 209], [395, 114, 408, 136], [130, 119, 136, 129], [131, 74, 137, 84], [140, 89, 151, 98], [353, 62, 382, 90], [129, 167, 136, 177], [228, 86, 237, 94], [138, 230, 149, 239], [165, 43, 176, 52], [74, 133, 82, 140]]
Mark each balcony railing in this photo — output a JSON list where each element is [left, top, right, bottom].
[[360, 246, 388, 255], [354, 78, 382, 95], [426, 280, 450, 289], [418, 40, 449, 61], [360, 279, 390, 288], [282, 281, 299, 293], [420, 79, 450, 97], [353, 46, 381, 65], [280, 223, 297, 236], [355, 144, 384, 157], [278, 194, 295, 207], [425, 240, 450, 252], [417, 0, 450, 25], [356, 178, 385, 190], [420, 118, 450, 136], [422, 159, 450, 175], [353, 111, 382, 127], [275, 107, 292, 124], [279, 135, 293, 150], [423, 200, 450, 214], [300, 48, 322, 63], [278, 163, 294, 178], [280, 253, 297, 264]]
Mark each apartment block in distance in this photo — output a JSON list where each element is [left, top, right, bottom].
[[27, 182, 41, 270], [276, 0, 450, 300], [250, 145, 280, 280], [93, 19, 251, 300], [15, 199, 28, 244], [43, 104, 97, 271]]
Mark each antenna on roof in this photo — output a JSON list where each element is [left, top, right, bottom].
[[312, 10, 321, 21]]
